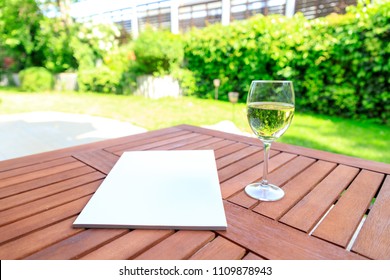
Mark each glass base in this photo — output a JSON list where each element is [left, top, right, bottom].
[[245, 183, 285, 201]]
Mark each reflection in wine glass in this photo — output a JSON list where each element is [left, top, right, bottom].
[[245, 80, 295, 201]]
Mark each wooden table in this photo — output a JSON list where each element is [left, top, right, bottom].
[[1, 125, 389, 260]]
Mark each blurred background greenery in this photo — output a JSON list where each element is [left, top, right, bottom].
[[0, 0, 389, 162]]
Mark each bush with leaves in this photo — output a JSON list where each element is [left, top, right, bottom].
[[77, 43, 136, 94], [130, 27, 197, 96], [19, 66, 54, 92], [184, 1, 390, 123], [132, 27, 184, 76]]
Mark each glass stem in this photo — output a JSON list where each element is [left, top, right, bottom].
[[262, 141, 272, 186]]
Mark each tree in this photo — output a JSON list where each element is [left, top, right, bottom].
[[0, 0, 45, 70]]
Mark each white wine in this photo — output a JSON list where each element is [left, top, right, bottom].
[[247, 102, 294, 141]]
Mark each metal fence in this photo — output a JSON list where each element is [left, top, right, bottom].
[[295, 0, 358, 19], [80, 0, 358, 36]]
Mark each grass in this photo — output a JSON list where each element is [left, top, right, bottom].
[[1, 88, 389, 163]]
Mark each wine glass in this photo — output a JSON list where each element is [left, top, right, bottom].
[[245, 80, 295, 201]]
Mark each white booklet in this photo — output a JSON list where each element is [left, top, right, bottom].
[[73, 150, 227, 230]]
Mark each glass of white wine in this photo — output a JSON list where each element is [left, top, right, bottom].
[[245, 80, 295, 201]]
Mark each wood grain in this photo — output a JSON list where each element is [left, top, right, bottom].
[[0, 180, 102, 226], [313, 170, 384, 248], [189, 236, 246, 260], [106, 130, 192, 155], [135, 231, 215, 260], [0, 157, 76, 180], [216, 145, 259, 170], [24, 228, 128, 260], [79, 229, 174, 260], [220, 152, 296, 199], [0, 217, 83, 259], [73, 149, 119, 174], [0, 165, 98, 198], [218, 201, 365, 260], [0, 161, 85, 189], [280, 165, 359, 232], [228, 156, 315, 210], [0, 195, 93, 244], [253, 161, 336, 220], [0, 171, 104, 211], [352, 175, 390, 259]]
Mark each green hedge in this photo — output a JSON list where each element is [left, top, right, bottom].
[[183, 2, 390, 124], [132, 27, 184, 76]]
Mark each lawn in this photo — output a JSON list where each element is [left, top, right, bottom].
[[1, 88, 389, 163]]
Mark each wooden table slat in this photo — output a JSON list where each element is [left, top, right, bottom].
[[219, 201, 366, 260], [135, 231, 215, 260], [79, 229, 174, 260], [73, 149, 119, 175], [24, 228, 128, 260], [242, 252, 265, 260], [253, 161, 337, 220], [0, 157, 76, 180], [229, 156, 316, 210], [115, 132, 201, 154], [0, 180, 102, 227], [216, 145, 259, 170], [0, 161, 85, 189], [189, 236, 246, 260], [0, 195, 92, 244], [213, 142, 248, 159], [218, 150, 279, 183], [352, 175, 390, 259], [176, 124, 260, 146], [313, 170, 384, 248], [220, 152, 296, 199], [280, 165, 360, 233], [197, 139, 237, 157], [151, 134, 214, 150], [0, 165, 98, 198], [0, 171, 104, 211], [176, 137, 227, 151], [0, 217, 83, 260], [101, 127, 185, 154], [105, 130, 191, 154]]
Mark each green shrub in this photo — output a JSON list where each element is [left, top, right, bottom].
[[132, 27, 184, 76], [183, 2, 390, 124], [78, 66, 122, 94], [171, 68, 197, 96], [19, 67, 53, 92], [77, 43, 136, 94]]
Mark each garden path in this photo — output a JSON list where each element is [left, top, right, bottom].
[[0, 112, 249, 161], [0, 112, 147, 161]]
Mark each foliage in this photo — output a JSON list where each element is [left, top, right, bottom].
[[38, 17, 78, 73], [78, 66, 120, 94], [171, 68, 197, 96], [75, 21, 122, 70], [0, 0, 122, 75], [132, 27, 184, 76], [130, 27, 196, 96], [77, 43, 136, 94], [19, 67, 54, 91], [183, 1, 390, 123], [0, 0, 45, 71]]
